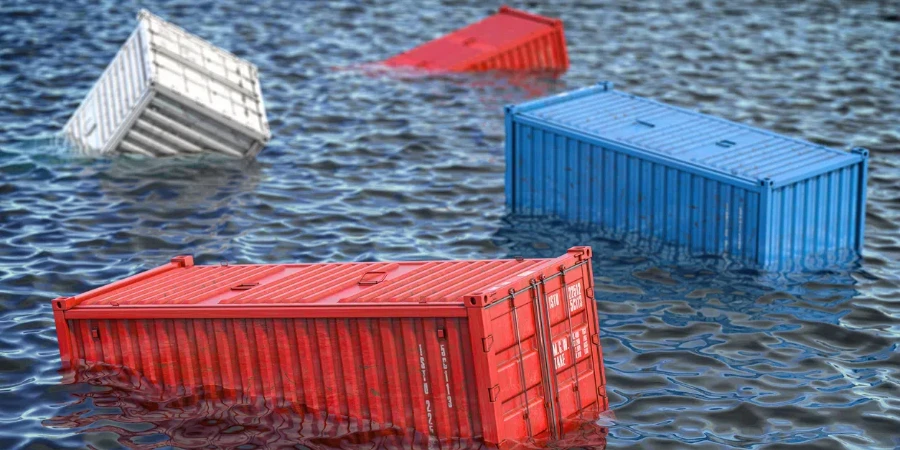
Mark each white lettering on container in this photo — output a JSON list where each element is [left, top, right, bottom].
[[552, 336, 568, 369], [552, 328, 591, 370], [567, 281, 584, 312], [440, 343, 453, 408], [573, 328, 590, 359], [418, 344, 435, 434], [547, 292, 560, 309]]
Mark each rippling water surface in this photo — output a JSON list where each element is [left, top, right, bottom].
[[1, 0, 898, 448]]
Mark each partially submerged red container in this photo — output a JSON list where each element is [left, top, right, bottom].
[[381, 6, 569, 73], [52, 248, 606, 446]]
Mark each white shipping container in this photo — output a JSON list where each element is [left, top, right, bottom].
[[63, 10, 271, 158]]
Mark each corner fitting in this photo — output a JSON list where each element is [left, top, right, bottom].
[[170, 255, 195, 268], [52, 296, 75, 311], [465, 293, 490, 308], [759, 177, 774, 188], [597, 81, 613, 92], [567, 246, 593, 260], [851, 147, 870, 158]]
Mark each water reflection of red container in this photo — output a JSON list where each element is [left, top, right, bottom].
[[46, 365, 608, 449], [51, 248, 607, 446], [381, 6, 569, 73]]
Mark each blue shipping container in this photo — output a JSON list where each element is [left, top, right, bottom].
[[505, 82, 869, 267]]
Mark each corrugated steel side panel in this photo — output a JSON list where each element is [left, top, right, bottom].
[[117, 93, 265, 158], [142, 10, 269, 141], [62, 10, 270, 158], [53, 249, 606, 445], [766, 159, 866, 267], [63, 26, 150, 153], [466, 27, 568, 72], [508, 84, 869, 267], [463, 7, 568, 72], [49, 382, 487, 450], [62, 316, 483, 441], [508, 120, 763, 261], [382, 7, 568, 73]]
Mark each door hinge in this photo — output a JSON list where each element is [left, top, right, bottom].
[[482, 335, 494, 352], [489, 385, 500, 402]]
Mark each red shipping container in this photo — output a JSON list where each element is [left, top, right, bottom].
[[381, 6, 569, 73], [52, 247, 607, 446]]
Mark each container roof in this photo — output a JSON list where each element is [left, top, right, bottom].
[[517, 85, 863, 186], [75, 258, 550, 306]]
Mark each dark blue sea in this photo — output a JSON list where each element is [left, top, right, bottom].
[[1, 0, 898, 448]]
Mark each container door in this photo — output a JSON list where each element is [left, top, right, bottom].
[[535, 260, 606, 434], [486, 258, 605, 442], [488, 285, 559, 442]]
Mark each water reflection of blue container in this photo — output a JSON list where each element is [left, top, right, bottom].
[[505, 82, 869, 269]]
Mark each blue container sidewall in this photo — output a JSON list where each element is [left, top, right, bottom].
[[856, 152, 869, 253], [507, 116, 764, 261], [510, 114, 760, 191], [505, 107, 515, 206], [766, 157, 868, 269], [506, 114, 868, 268]]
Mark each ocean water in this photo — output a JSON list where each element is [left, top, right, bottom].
[[1, 0, 898, 448]]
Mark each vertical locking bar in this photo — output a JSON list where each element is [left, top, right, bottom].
[[509, 288, 534, 440], [558, 264, 585, 418], [539, 273, 565, 433], [532, 277, 560, 440], [581, 264, 603, 389]]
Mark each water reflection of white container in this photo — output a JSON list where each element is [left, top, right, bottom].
[[63, 10, 270, 158]]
